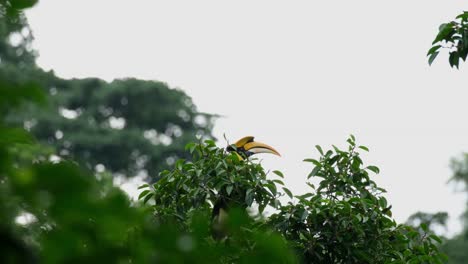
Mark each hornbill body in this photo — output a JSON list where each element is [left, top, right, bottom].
[[211, 136, 280, 240]]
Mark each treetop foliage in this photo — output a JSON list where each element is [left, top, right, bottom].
[[140, 137, 447, 263], [428, 11, 468, 68]]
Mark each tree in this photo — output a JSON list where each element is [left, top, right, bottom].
[[9, 73, 215, 178], [407, 153, 468, 263], [1, 1, 215, 179], [436, 154, 468, 263], [0, 0, 36, 68], [139, 136, 446, 263]]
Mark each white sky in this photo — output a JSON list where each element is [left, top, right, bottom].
[[26, 0, 468, 236]]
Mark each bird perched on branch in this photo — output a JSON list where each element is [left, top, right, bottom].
[[211, 136, 280, 240], [225, 136, 281, 160]]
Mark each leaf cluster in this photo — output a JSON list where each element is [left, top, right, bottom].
[[428, 11, 468, 68], [139, 140, 287, 229], [267, 136, 445, 263], [140, 136, 447, 263]]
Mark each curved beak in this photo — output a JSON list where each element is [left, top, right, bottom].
[[244, 141, 281, 157]]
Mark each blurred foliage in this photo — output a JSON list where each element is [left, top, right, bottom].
[[441, 234, 468, 264], [0, 0, 36, 67], [449, 153, 468, 192], [428, 11, 468, 68], [434, 154, 468, 263], [1, 0, 215, 179], [409, 153, 468, 263], [8, 73, 216, 177], [406, 212, 449, 234]]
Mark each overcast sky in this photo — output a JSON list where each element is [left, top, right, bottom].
[[26, 0, 468, 235]]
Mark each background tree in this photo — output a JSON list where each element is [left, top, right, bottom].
[[438, 154, 468, 263], [8, 73, 215, 178], [1, 0, 215, 179], [404, 153, 468, 263], [0, 0, 36, 68]]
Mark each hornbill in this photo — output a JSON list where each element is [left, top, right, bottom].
[[211, 136, 280, 240]]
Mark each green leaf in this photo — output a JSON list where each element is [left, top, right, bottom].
[[296, 193, 314, 200], [427, 45, 441, 56], [351, 158, 361, 171], [308, 166, 321, 179], [143, 193, 154, 204], [10, 0, 38, 9], [460, 44, 468, 61], [358, 145, 369, 152], [378, 197, 387, 209], [315, 145, 324, 155], [185, 142, 195, 151], [137, 184, 149, 190], [428, 51, 439, 66], [272, 170, 284, 178], [282, 187, 293, 199], [299, 232, 307, 241], [449, 52, 460, 68], [355, 214, 362, 222], [456, 11, 468, 21], [421, 223, 429, 233], [273, 179, 285, 185], [258, 202, 267, 213], [303, 158, 321, 166], [433, 23, 455, 44], [176, 159, 184, 171], [138, 190, 150, 200], [266, 183, 277, 196], [429, 234, 442, 244], [204, 139, 215, 146], [366, 165, 380, 174]]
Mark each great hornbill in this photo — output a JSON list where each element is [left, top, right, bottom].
[[211, 136, 280, 240]]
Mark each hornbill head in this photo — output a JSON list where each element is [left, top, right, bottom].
[[226, 136, 281, 160]]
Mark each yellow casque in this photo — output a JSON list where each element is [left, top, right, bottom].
[[226, 136, 281, 160]]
